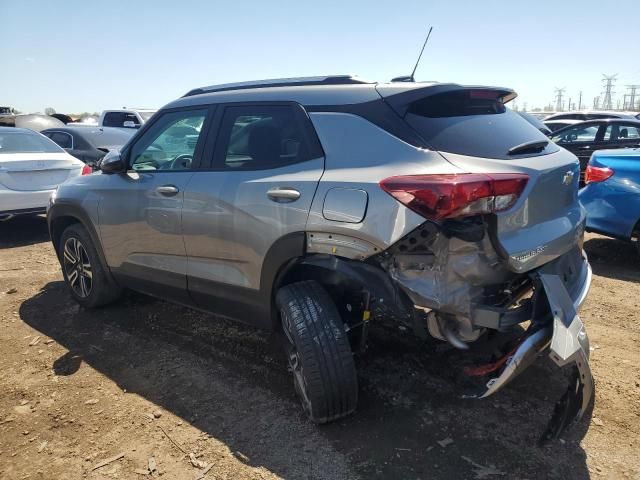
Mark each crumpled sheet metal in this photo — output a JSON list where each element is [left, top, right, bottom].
[[386, 230, 512, 317]]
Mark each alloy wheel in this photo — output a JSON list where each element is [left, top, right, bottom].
[[62, 237, 93, 298]]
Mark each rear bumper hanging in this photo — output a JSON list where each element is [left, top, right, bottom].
[[467, 251, 593, 440]]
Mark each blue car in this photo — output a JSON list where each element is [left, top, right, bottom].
[[579, 148, 640, 255]]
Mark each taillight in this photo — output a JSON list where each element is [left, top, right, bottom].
[[584, 165, 613, 184], [379, 173, 529, 220], [81, 164, 92, 176]]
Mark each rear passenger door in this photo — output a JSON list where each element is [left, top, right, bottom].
[[182, 103, 324, 326]]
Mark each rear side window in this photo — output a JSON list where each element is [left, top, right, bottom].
[[48, 132, 73, 149], [214, 105, 322, 170], [603, 124, 640, 141], [405, 90, 558, 159]]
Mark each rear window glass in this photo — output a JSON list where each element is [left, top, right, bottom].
[[0, 131, 64, 154], [102, 112, 125, 127], [405, 90, 559, 159]]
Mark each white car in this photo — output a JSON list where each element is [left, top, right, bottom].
[[0, 127, 88, 220]]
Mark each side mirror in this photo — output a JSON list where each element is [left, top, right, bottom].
[[122, 120, 138, 128], [100, 150, 126, 174]]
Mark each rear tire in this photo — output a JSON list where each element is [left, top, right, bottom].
[[59, 224, 121, 308], [276, 280, 358, 423]]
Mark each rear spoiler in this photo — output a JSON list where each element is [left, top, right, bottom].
[[376, 83, 517, 118]]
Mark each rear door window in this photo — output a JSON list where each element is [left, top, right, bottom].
[[603, 124, 640, 141], [213, 105, 322, 170], [404, 90, 559, 159]]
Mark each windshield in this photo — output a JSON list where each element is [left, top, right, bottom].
[[0, 130, 64, 154]]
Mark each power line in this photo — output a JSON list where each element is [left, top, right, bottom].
[[554, 87, 565, 111], [624, 85, 640, 110], [601, 74, 617, 110]]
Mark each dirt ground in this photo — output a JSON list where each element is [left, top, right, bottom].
[[0, 215, 638, 480]]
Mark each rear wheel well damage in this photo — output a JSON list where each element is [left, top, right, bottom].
[[272, 254, 418, 343]]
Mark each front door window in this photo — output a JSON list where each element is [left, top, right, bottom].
[[130, 109, 207, 171]]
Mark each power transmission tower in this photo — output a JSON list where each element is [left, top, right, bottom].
[[601, 74, 617, 110], [624, 85, 640, 110], [554, 87, 565, 111]]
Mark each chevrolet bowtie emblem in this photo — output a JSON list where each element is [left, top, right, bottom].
[[562, 170, 574, 185]]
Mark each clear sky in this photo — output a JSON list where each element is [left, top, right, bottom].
[[1, 0, 638, 114]]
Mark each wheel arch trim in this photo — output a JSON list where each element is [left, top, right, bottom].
[[48, 203, 112, 280]]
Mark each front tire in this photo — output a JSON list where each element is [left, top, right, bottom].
[[276, 280, 358, 423], [59, 224, 121, 308]]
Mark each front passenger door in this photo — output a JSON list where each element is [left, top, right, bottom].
[[98, 107, 210, 302]]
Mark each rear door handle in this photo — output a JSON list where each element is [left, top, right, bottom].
[[267, 187, 300, 202], [156, 185, 179, 196]]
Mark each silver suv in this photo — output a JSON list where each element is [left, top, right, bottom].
[[48, 75, 593, 438]]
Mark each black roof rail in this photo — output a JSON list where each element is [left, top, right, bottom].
[[182, 75, 373, 97]]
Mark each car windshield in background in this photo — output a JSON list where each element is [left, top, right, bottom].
[[0, 131, 64, 154], [405, 90, 559, 159]]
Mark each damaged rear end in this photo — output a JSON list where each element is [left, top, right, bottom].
[[372, 84, 593, 439]]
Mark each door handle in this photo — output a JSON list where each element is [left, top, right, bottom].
[[267, 187, 301, 202], [156, 185, 179, 196], [578, 146, 591, 150]]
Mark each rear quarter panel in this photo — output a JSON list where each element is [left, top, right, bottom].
[[306, 112, 461, 248]]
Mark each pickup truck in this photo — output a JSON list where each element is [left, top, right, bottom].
[[98, 109, 156, 129]]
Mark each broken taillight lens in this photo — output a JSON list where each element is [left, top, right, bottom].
[[379, 173, 529, 220], [584, 165, 613, 184], [81, 164, 92, 176]]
